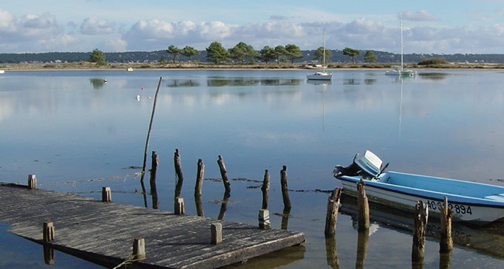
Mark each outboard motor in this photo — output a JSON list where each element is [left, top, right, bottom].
[[334, 150, 385, 178]]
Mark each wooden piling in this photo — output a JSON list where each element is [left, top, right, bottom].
[[132, 238, 146, 261], [217, 155, 231, 194], [28, 174, 37, 189], [102, 187, 111, 202], [43, 221, 55, 242], [141, 77, 163, 174], [211, 223, 222, 245], [258, 209, 270, 229], [261, 170, 270, 210], [174, 197, 185, 215], [357, 179, 369, 230], [324, 188, 341, 237], [439, 196, 453, 253], [151, 151, 159, 173], [174, 149, 184, 199], [195, 159, 205, 198], [149, 162, 159, 209], [280, 166, 291, 210], [281, 207, 291, 230], [412, 200, 429, 263]]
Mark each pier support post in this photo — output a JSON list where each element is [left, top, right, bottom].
[[325, 188, 341, 237], [132, 238, 146, 261], [211, 223, 222, 245], [28, 174, 37, 189], [357, 179, 369, 230], [258, 209, 270, 229], [217, 155, 231, 194], [174, 197, 185, 215], [102, 187, 112, 202], [151, 151, 159, 173], [43, 221, 55, 242], [412, 200, 429, 264], [261, 170, 270, 210], [439, 196, 453, 253], [280, 166, 291, 210]]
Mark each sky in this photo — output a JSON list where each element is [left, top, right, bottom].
[[1, 0, 504, 54]]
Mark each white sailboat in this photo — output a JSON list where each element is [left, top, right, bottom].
[[307, 29, 332, 81], [386, 14, 416, 77]]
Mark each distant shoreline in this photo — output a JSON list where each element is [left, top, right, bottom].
[[1, 62, 504, 71]]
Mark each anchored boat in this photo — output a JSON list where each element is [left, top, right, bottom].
[[334, 150, 504, 224]]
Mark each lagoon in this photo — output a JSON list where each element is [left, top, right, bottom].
[[1, 69, 504, 268]]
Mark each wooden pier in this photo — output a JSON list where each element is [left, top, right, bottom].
[[0, 183, 304, 268]]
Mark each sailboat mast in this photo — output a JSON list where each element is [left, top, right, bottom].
[[323, 28, 326, 70], [400, 13, 404, 71]]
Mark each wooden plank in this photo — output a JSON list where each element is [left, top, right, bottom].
[[0, 183, 304, 268]]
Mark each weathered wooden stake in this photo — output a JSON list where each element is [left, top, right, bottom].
[[195, 159, 205, 198], [280, 165, 291, 210], [195, 159, 205, 216], [151, 151, 159, 173], [43, 221, 55, 242], [258, 209, 270, 229], [357, 179, 369, 230], [174, 197, 185, 215], [439, 196, 453, 253], [28, 174, 37, 189], [132, 238, 146, 261], [211, 223, 222, 245], [412, 200, 429, 264], [281, 207, 291, 230], [102, 186, 112, 202], [174, 149, 184, 199], [261, 170, 270, 210], [141, 77, 163, 174], [324, 188, 341, 237], [217, 155, 231, 194]]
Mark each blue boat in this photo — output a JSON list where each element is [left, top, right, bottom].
[[334, 151, 504, 224]]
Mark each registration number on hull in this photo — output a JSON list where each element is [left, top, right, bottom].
[[426, 200, 472, 215]]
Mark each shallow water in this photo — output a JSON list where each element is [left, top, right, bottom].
[[1, 69, 504, 268]]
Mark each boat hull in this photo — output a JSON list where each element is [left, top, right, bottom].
[[338, 172, 504, 224], [307, 73, 332, 80]]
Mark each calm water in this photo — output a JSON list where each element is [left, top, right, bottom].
[[1, 69, 504, 268]]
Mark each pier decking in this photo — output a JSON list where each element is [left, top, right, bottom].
[[0, 183, 304, 268]]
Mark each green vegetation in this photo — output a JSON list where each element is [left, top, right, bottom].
[[343, 47, 361, 64], [206, 41, 230, 64], [314, 47, 332, 63], [418, 57, 449, 66], [364, 50, 378, 63], [166, 45, 181, 62], [88, 49, 106, 64]]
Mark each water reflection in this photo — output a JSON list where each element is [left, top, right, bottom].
[[356, 229, 369, 269], [89, 78, 107, 89], [167, 79, 200, 87], [418, 72, 450, 80], [325, 236, 339, 268], [339, 194, 504, 259], [206, 77, 302, 87]]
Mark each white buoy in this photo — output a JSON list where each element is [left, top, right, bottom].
[[136, 95, 141, 101]]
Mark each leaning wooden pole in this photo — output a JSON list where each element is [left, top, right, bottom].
[[217, 155, 231, 194], [141, 77, 163, 174]]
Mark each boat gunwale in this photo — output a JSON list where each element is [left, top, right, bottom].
[[338, 172, 504, 209]]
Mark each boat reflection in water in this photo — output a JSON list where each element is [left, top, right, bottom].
[[339, 194, 504, 259]]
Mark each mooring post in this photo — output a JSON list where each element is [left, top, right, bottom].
[[43, 221, 55, 242], [439, 196, 453, 253], [217, 155, 231, 194], [258, 209, 270, 229], [174, 197, 185, 215], [28, 174, 37, 189], [102, 186, 112, 202], [211, 223, 223, 245], [412, 200, 429, 264], [261, 170, 270, 210], [280, 165, 291, 210], [357, 179, 369, 230], [195, 159, 205, 197], [174, 149, 184, 199], [132, 238, 146, 261], [324, 188, 341, 237]]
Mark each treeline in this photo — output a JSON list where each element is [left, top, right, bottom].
[[2, 48, 504, 64]]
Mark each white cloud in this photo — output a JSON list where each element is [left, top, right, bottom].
[[402, 10, 440, 21], [80, 17, 115, 35]]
